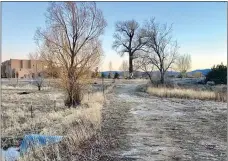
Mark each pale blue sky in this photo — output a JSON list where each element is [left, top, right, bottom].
[[2, 2, 227, 71]]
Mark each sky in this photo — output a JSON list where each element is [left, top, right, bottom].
[[2, 2, 227, 71]]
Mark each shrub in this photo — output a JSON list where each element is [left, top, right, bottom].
[[101, 73, 105, 78], [206, 63, 227, 84], [108, 73, 111, 79], [177, 74, 183, 78], [168, 75, 175, 78], [114, 72, 119, 79], [32, 74, 44, 91]]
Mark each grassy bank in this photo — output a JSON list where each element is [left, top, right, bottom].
[[147, 86, 227, 102]]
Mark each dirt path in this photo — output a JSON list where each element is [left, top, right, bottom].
[[101, 82, 226, 161]]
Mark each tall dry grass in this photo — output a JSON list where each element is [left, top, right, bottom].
[[2, 82, 115, 160], [147, 86, 227, 102], [18, 87, 114, 161]]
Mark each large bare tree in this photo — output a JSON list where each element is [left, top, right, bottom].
[[175, 53, 191, 77], [108, 61, 113, 78], [143, 18, 179, 84], [134, 54, 155, 83], [112, 20, 147, 78], [36, 2, 107, 107], [119, 60, 128, 78], [109, 61, 112, 72]]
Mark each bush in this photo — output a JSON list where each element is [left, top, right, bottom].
[[206, 64, 227, 84], [101, 73, 105, 78], [108, 73, 111, 79], [114, 72, 119, 79], [177, 74, 183, 78], [168, 75, 175, 78]]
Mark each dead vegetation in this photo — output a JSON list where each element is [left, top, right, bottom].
[[146, 84, 227, 102], [2, 81, 115, 160]]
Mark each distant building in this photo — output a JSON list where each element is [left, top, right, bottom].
[[1, 59, 47, 78]]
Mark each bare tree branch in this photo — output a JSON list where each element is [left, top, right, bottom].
[[112, 20, 148, 77], [36, 2, 106, 107], [139, 18, 179, 84]]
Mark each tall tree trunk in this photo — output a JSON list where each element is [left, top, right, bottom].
[[65, 69, 81, 108], [67, 69, 75, 107], [129, 54, 133, 78], [147, 73, 153, 84], [160, 71, 165, 84]]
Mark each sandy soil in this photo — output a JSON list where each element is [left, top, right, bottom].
[[101, 80, 227, 161]]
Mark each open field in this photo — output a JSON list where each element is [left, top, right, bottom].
[[2, 1, 226, 160], [1, 79, 114, 160], [1, 78, 227, 160]]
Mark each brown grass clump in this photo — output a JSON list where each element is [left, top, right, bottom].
[[147, 86, 227, 102]]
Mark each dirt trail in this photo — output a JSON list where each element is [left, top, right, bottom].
[[101, 82, 226, 161]]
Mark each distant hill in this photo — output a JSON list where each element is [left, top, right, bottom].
[[100, 69, 211, 77], [187, 69, 211, 76]]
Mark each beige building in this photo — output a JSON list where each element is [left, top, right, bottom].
[[1, 59, 47, 78]]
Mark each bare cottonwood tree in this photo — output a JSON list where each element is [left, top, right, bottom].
[[36, 2, 107, 107], [175, 53, 191, 77], [109, 61, 112, 72], [112, 20, 147, 78], [108, 61, 113, 78], [134, 54, 154, 83], [119, 60, 128, 78], [143, 18, 179, 84]]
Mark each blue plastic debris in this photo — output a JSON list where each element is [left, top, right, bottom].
[[1, 147, 20, 161], [19, 134, 63, 154]]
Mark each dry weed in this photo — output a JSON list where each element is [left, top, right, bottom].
[[147, 86, 227, 102]]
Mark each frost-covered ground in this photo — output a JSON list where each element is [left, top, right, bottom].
[[1, 80, 108, 150], [102, 80, 227, 161], [2, 78, 227, 160]]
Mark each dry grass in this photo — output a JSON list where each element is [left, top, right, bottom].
[[147, 86, 227, 102], [18, 132, 106, 161], [2, 82, 114, 160]]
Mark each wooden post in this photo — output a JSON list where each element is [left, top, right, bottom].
[[16, 72, 18, 85], [102, 77, 105, 100], [2, 103, 5, 133], [88, 91, 90, 102], [30, 104, 33, 118], [54, 100, 56, 112]]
